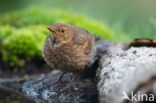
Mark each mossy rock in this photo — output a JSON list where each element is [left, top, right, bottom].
[[0, 8, 115, 67], [1, 25, 48, 67]]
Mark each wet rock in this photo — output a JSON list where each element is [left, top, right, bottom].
[[22, 72, 98, 103]]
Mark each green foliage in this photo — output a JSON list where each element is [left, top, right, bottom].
[[1, 25, 48, 67], [0, 8, 115, 67], [0, 8, 115, 39]]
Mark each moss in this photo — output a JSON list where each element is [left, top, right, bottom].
[[0, 8, 115, 39], [0, 8, 115, 67], [1, 25, 48, 67]]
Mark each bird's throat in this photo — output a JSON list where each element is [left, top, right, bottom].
[[51, 37, 59, 47]]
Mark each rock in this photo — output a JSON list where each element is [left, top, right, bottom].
[[97, 47, 156, 103], [22, 72, 98, 103]]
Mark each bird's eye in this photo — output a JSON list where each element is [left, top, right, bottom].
[[61, 29, 65, 33]]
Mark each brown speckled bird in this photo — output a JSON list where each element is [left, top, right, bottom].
[[42, 23, 96, 80]]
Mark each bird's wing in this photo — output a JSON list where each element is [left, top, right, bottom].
[[73, 34, 94, 55], [78, 27, 101, 41], [91, 34, 101, 41]]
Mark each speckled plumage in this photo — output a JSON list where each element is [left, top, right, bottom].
[[42, 23, 95, 72]]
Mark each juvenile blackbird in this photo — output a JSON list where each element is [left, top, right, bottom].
[[42, 23, 96, 80]]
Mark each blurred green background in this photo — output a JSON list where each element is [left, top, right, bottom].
[[1, 0, 156, 40], [0, 0, 156, 69], [0, 0, 156, 102]]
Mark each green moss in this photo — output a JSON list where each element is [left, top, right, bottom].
[[0, 8, 115, 39], [1, 25, 48, 67], [0, 8, 115, 67]]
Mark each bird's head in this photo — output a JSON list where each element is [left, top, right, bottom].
[[47, 23, 74, 47]]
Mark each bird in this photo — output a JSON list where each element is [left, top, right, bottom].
[[42, 23, 96, 82]]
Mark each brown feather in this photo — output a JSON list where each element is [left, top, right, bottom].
[[42, 23, 96, 72]]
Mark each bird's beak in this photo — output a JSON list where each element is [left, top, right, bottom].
[[47, 26, 55, 32]]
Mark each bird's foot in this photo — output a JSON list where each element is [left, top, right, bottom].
[[55, 72, 65, 84], [60, 74, 80, 92]]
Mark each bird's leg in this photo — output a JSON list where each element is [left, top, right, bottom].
[[61, 73, 80, 92], [66, 74, 77, 87], [56, 72, 65, 83]]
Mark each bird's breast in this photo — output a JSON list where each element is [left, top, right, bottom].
[[43, 43, 90, 72]]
